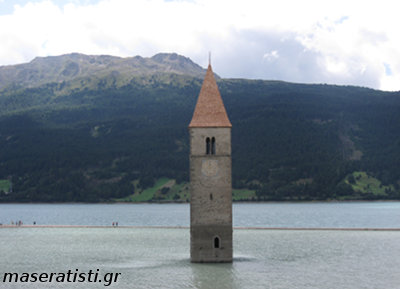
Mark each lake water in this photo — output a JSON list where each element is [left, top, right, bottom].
[[1, 202, 400, 288], [1, 202, 400, 228]]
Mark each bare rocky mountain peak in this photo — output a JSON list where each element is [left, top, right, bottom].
[[0, 53, 207, 90]]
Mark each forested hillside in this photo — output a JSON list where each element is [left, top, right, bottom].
[[0, 53, 399, 202]]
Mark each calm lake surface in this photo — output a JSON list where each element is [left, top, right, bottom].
[[1, 202, 400, 228], [1, 202, 400, 288]]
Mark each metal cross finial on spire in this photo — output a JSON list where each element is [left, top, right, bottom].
[[208, 51, 211, 66]]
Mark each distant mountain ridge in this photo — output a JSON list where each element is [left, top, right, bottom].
[[0, 52, 399, 202], [0, 52, 206, 91]]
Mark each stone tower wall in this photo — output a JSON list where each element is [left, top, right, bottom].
[[190, 127, 232, 262]]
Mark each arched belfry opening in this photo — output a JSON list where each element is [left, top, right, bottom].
[[205, 137, 216, 155], [206, 137, 211, 155]]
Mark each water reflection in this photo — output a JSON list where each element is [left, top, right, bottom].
[[191, 262, 238, 289]]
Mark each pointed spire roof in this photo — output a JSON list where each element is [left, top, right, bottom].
[[189, 64, 232, 128]]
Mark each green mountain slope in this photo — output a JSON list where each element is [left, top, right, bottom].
[[0, 53, 399, 202]]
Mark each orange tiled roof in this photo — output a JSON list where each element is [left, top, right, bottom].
[[188, 64, 232, 128]]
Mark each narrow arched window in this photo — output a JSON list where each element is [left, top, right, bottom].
[[206, 137, 211, 155], [211, 137, 216, 155], [214, 236, 220, 249], [210, 193, 213, 200]]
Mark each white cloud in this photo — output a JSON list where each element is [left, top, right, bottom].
[[263, 50, 279, 62], [0, 0, 399, 91]]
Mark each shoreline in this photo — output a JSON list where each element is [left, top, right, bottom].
[[1, 199, 400, 205], [1, 225, 400, 231]]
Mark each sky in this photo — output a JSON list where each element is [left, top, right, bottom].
[[0, 0, 399, 91]]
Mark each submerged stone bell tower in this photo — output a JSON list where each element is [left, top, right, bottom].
[[189, 63, 232, 263]]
